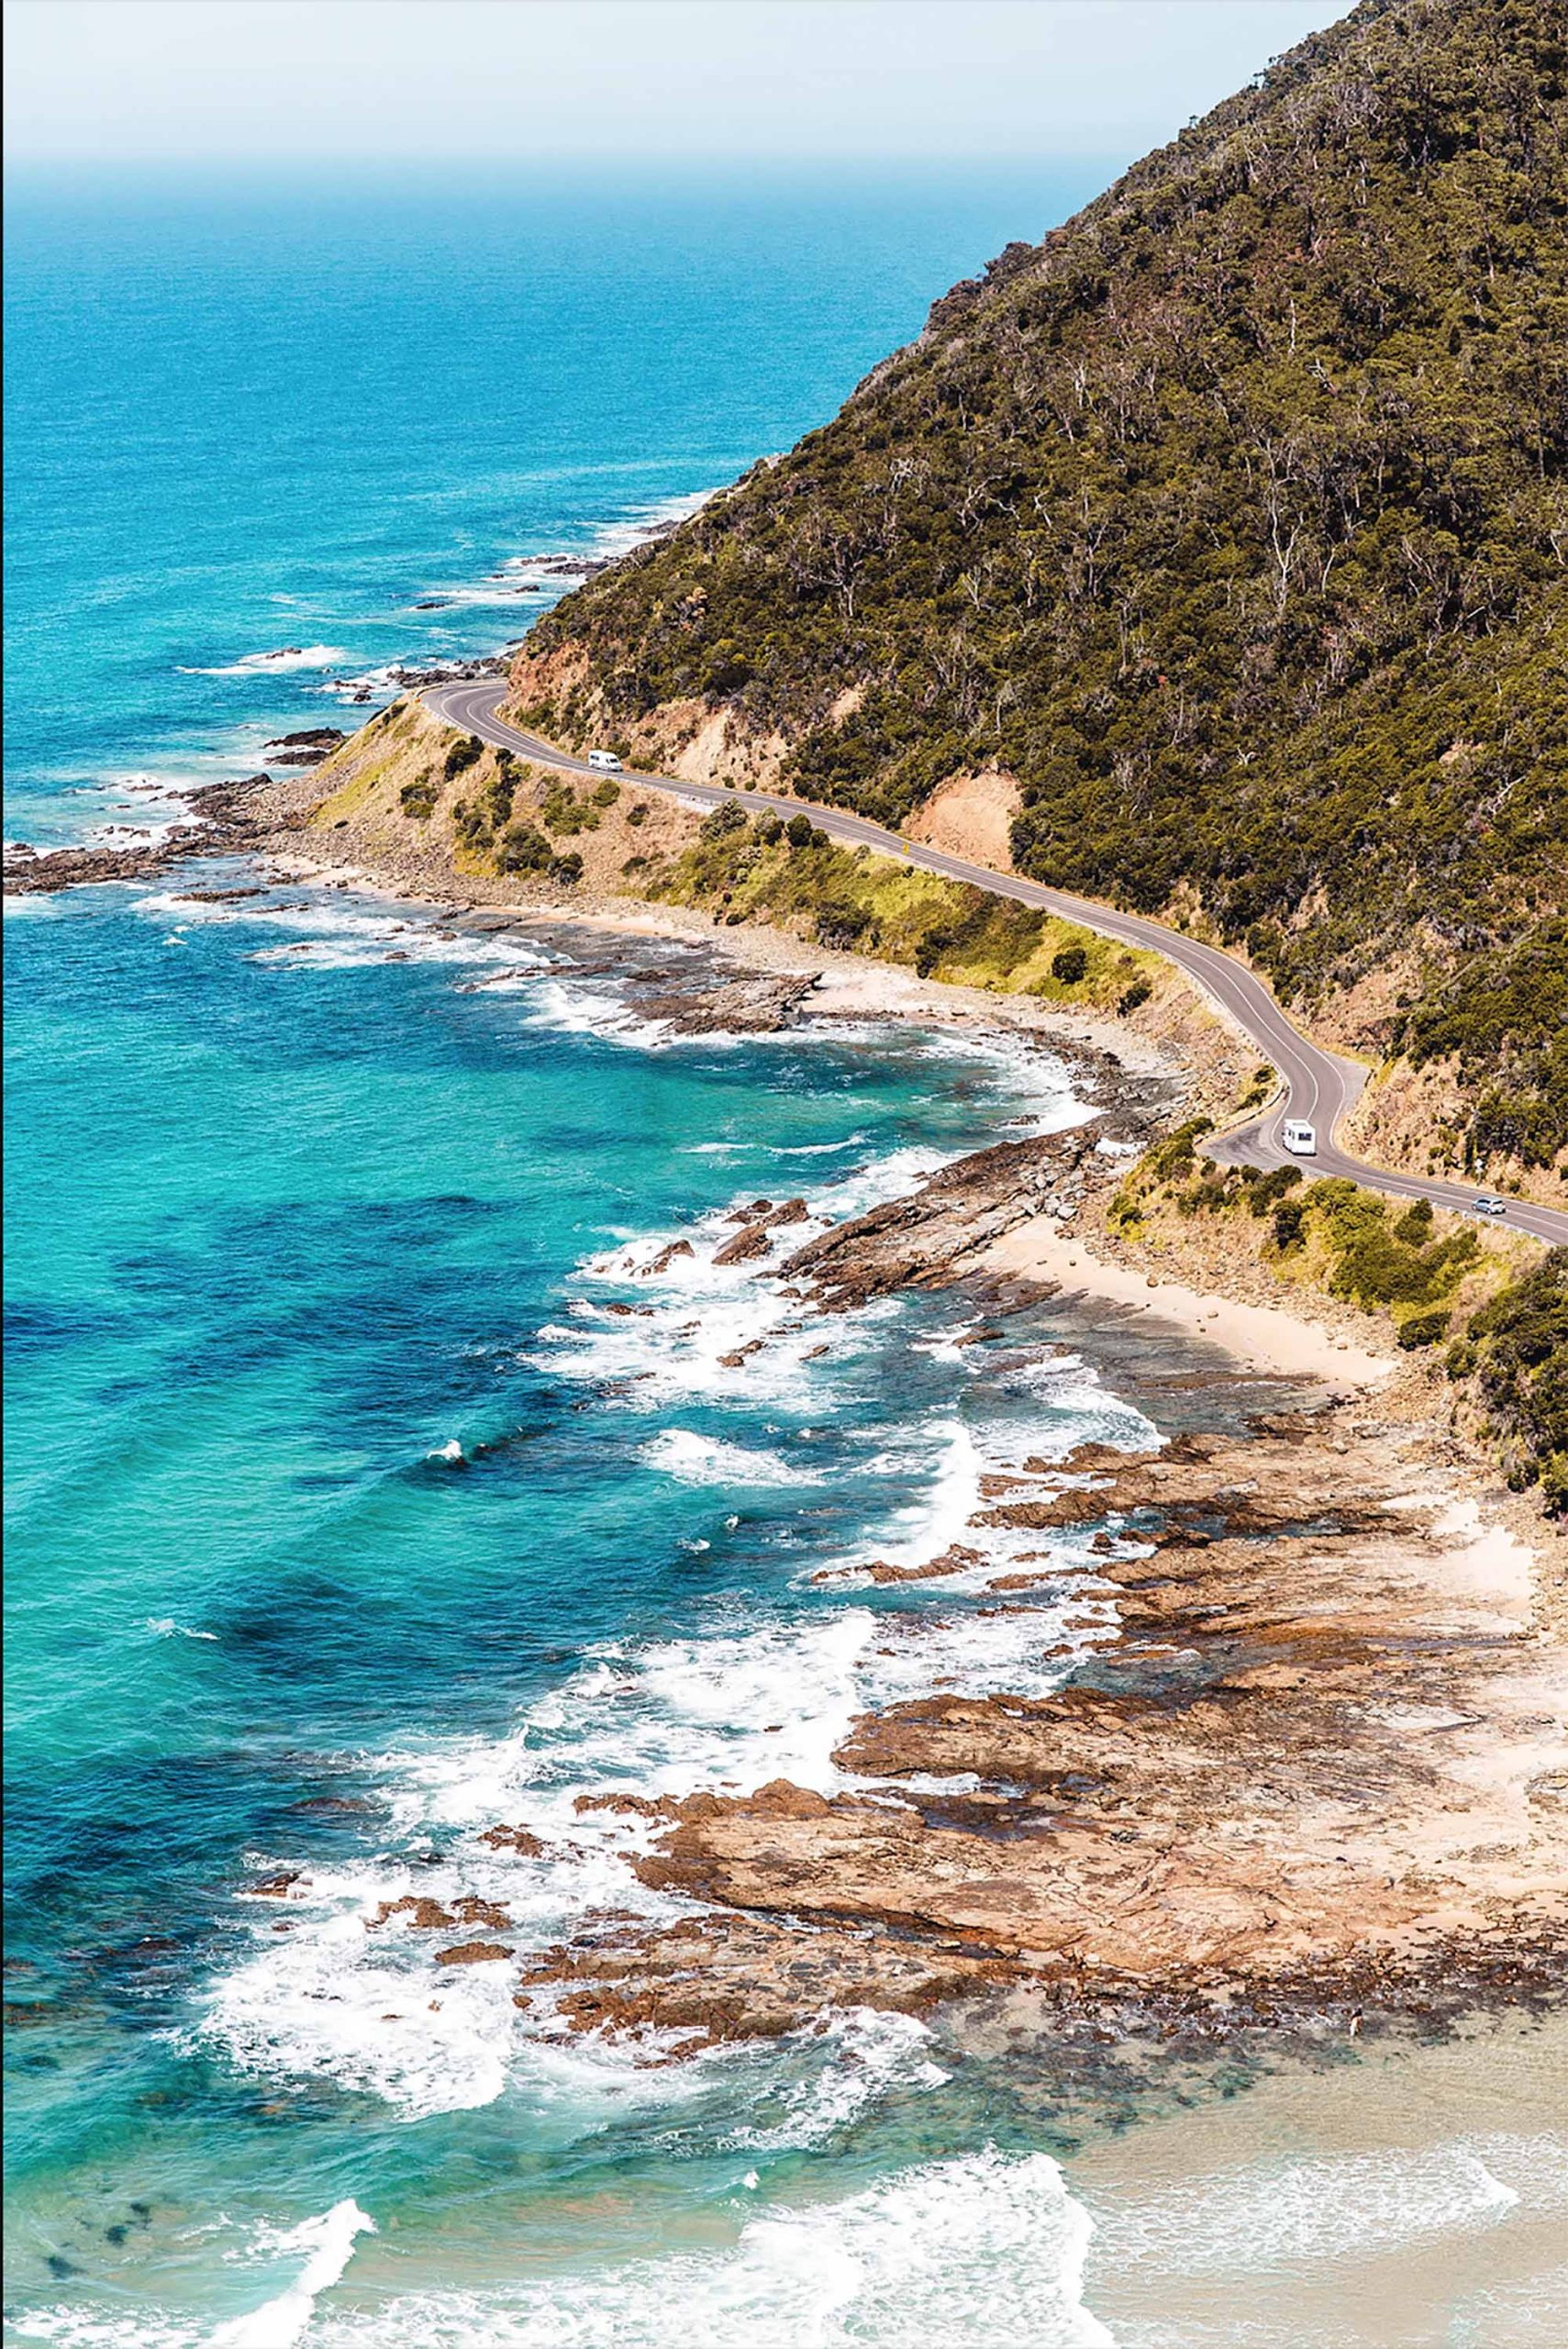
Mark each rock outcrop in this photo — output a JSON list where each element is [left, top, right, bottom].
[[506, 1407, 1567, 2044], [778, 1123, 1145, 1309]]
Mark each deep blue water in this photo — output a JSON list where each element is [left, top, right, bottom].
[[6, 166, 1169, 2343]]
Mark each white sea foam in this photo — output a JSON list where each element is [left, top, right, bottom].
[[528, 1161, 893, 1408], [486, 485, 724, 590], [1087, 2138, 1560, 2277], [146, 1617, 219, 1642], [202, 1862, 527, 2117], [297, 2150, 1113, 2349], [197, 1080, 1119, 2126], [512, 975, 674, 1047], [677, 1135, 870, 1161], [311, 662, 405, 703], [198, 1533, 1104, 2120], [721, 2008, 949, 2152], [640, 1430, 813, 1488], [180, 646, 348, 677], [130, 889, 557, 977], [83, 818, 186, 849], [209, 2202, 376, 2348]]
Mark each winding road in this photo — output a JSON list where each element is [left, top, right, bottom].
[[426, 678, 1567, 1248]]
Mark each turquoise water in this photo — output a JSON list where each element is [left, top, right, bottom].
[[12, 165, 1562, 2349], [6, 166, 1147, 2344]]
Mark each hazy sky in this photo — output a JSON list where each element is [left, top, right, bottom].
[[6, 0, 1353, 168]]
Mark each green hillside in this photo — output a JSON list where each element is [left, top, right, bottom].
[[516, 0, 1568, 1172]]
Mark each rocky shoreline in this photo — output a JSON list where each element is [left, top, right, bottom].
[[18, 723, 1562, 2076], [471, 1158, 1564, 2059], [250, 1124, 1565, 2070], [2, 764, 331, 896]]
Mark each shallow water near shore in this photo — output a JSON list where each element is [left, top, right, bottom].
[[6, 168, 1565, 2347]]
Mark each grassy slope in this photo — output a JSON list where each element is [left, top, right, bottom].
[[302, 700, 1177, 1019], [1105, 1123, 1566, 1510], [508, 0, 1568, 1189]]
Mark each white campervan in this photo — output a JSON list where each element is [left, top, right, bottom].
[[587, 749, 623, 773], [1282, 1119, 1317, 1156]]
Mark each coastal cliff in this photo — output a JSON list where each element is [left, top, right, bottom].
[[505, 0, 1568, 1199]]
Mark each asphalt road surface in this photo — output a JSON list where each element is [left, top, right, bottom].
[[425, 678, 1567, 1249]]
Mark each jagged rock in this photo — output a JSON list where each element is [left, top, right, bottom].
[[813, 1542, 988, 1587], [713, 1223, 774, 1267], [367, 1896, 456, 1932], [5, 842, 194, 895], [494, 1397, 1568, 2054], [639, 975, 817, 1034], [515, 1908, 1009, 2046], [778, 1124, 1144, 1312], [479, 1824, 547, 1855], [4, 771, 289, 896], [261, 727, 346, 766], [435, 1941, 514, 1965]]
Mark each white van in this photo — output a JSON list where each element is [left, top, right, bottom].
[[587, 749, 623, 773], [1282, 1119, 1318, 1156]]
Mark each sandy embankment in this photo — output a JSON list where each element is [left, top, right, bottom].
[[986, 1212, 1396, 1389]]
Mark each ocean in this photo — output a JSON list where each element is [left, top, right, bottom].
[[6, 166, 1564, 2348]]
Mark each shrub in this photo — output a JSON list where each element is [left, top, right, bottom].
[[451, 799, 492, 852], [785, 813, 816, 849], [1245, 1165, 1302, 1217], [1178, 1174, 1235, 1217], [549, 851, 584, 885], [1397, 1304, 1451, 1349], [1460, 1248, 1567, 1508], [496, 822, 552, 874], [1272, 1199, 1307, 1250], [701, 801, 748, 841], [592, 778, 621, 807], [1146, 1119, 1213, 1184], [626, 802, 649, 828], [443, 735, 484, 782], [540, 783, 600, 835], [1051, 945, 1089, 985], [400, 776, 439, 819], [1118, 977, 1152, 1015], [815, 899, 874, 949]]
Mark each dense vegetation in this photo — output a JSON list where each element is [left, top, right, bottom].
[[1396, 918, 1568, 1169], [1111, 1132, 1563, 1506], [1449, 1246, 1568, 1509], [1112, 1122, 1485, 1341], [520, 0, 1567, 1169]]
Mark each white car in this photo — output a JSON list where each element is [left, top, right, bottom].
[[1282, 1119, 1318, 1155], [587, 749, 623, 773], [1473, 1195, 1508, 1218]]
